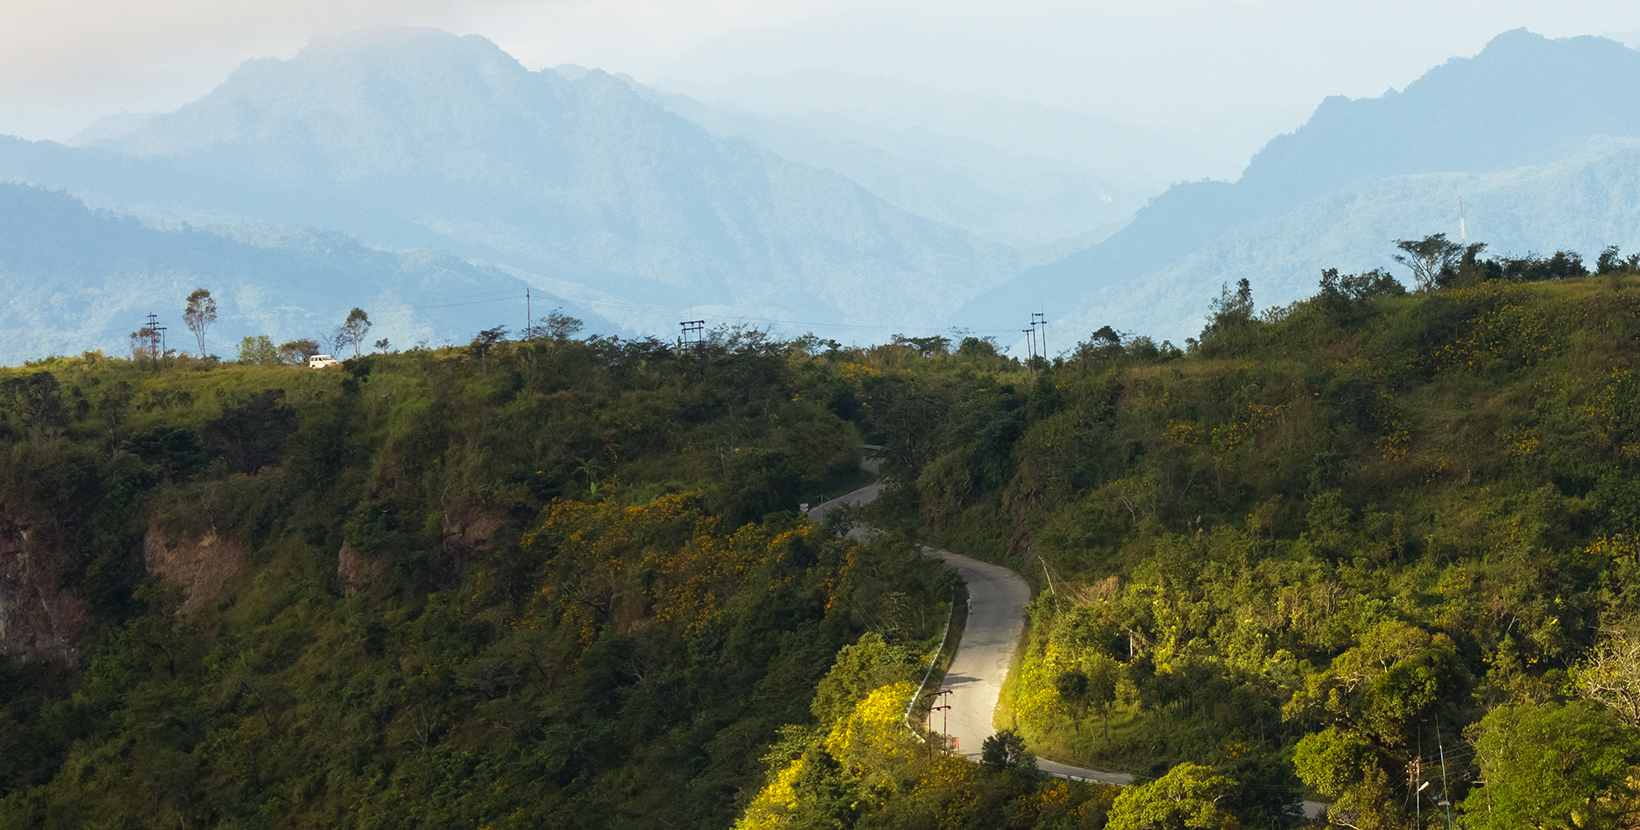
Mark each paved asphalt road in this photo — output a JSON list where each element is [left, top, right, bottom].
[[807, 471, 1327, 820], [807, 476, 1131, 787]]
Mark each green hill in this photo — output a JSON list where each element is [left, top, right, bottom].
[[5, 259, 1640, 828], [861, 263, 1640, 825]]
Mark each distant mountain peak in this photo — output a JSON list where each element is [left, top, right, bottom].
[[1237, 27, 1640, 198]]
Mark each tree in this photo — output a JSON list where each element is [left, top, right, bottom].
[[892, 334, 951, 357], [531, 308, 583, 342], [1393, 233, 1464, 292], [956, 336, 999, 358], [470, 325, 508, 373], [1597, 245, 1640, 275], [1459, 701, 1640, 830], [1201, 279, 1254, 339], [202, 390, 297, 475], [130, 324, 161, 367], [1106, 763, 1241, 830], [1294, 727, 1397, 829], [811, 633, 915, 728], [980, 727, 1037, 774], [1575, 625, 1640, 728], [1317, 267, 1406, 320], [0, 371, 64, 436], [182, 288, 217, 357], [1087, 655, 1121, 742], [1055, 671, 1091, 733], [791, 747, 864, 830], [278, 338, 320, 365], [1286, 621, 1467, 829], [237, 335, 279, 365], [333, 308, 371, 358]]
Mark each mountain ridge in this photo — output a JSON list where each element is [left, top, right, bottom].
[[970, 29, 1640, 340], [0, 182, 605, 361], [0, 27, 1022, 351]]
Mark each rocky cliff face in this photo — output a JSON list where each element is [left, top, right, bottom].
[[336, 541, 383, 597], [436, 509, 502, 589], [142, 524, 245, 616], [0, 513, 85, 662]]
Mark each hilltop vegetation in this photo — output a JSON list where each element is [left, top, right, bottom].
[[861, 248, 1640, 826], [5, 244, 1640, 828], [0, 330, 973, 828]]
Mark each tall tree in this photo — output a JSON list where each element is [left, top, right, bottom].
[[1575, 625, 1640, 728], [470, 325, 508, 373], [1106, 763, 1240, 830], [278, 338, 319, 364], [333, 308, 371, 359], [529, 308, 583, 342], [1393, 233, 1464, 291], [182, 288, 217, 357], [237, 335, 279, 365], [1460, 701, 1640, 830], [980, 727, 1037, 774], [0, 371, 64, 436]]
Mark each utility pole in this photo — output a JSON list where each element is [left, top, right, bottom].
[[1411, 756, 1423, 826], [143, 312, 167, 370], [929, 689, 952, 756], [1438, 727, 1454, 829], [526, 288, 532, 340], [1032, 312, 1047, 363], [1459, 196, 1467, 245], [680, 320, 706, 355]]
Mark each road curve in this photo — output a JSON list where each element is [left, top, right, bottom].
[[808, 474, 1327, 820], [807, 478, 1131, 787], [922, 546, 1137, 787]]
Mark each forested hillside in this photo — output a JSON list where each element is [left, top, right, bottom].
[[0, 330, 974, 828], [5, 246, 1640, 828], [859, 252, 1640, 827]]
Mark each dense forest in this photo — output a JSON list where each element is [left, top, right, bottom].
[[3, 239, 1640, 828]]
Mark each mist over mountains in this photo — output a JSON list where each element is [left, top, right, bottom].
[[0, 28, 1019, 361], [973, 29, 1640, 343], [4, 26, 1640, 362], [636, 72, 1241, 250], [0, 183, 566, 360]]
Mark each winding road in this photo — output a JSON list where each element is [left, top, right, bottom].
[[808, 468, 1325, 820], [807, 471, 1131, 787]]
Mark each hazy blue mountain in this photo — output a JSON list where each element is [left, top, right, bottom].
[[1052, 138, 1640, 344], [972, 29, 1640, 341], [629, 75, 1143, 250], [63, 112, 159, 147], [0, 183, 607, 363], [0, 27, 1017, 344], [649, 71, 1251, 193]]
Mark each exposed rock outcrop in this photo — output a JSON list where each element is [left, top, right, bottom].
[[0, 514, 85, 662], [336, 541, 385, 597], [434, 510, 503, 588], [143, 523, 245, 615]]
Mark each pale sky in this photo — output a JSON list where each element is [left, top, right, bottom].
[[4, 0, 1639, 145]]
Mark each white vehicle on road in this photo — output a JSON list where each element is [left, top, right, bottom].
[[308, 354, 341, 369]]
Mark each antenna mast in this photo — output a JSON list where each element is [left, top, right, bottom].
[[1459, 197, 1467, 244]]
